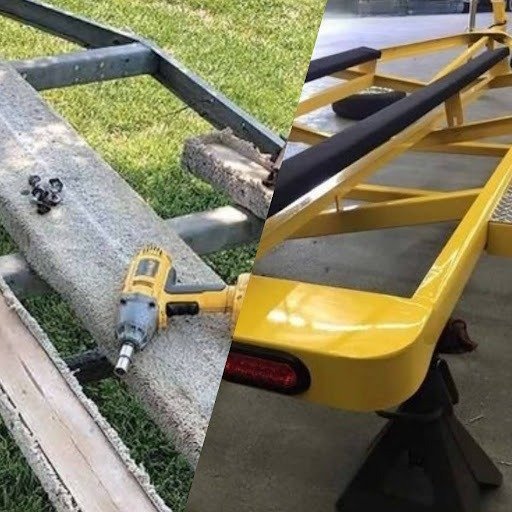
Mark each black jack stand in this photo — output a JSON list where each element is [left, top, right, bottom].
[[336, 356, 502, 512]]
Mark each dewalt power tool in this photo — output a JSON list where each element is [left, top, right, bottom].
[[114, 245, 249, 375]]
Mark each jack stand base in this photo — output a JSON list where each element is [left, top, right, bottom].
[[336, 357, 502, 512]]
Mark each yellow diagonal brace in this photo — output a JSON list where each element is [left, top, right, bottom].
[[430, 36, 490, 82], [292, 189, 479, 238], [414, 141, 510, 157], [419, 115, 512, 145], [379, 32, 504, 61], [296, 73, 374, 117], [346, 183, 439, 202], [289, 122, 330, 145], [334, 69, 425, 92]]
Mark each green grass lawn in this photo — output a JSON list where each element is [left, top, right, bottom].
[[0, 1, 323, 511]]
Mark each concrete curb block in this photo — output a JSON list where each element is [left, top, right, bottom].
[[0, 61, 230, 467], [182, 129, 273, 220]]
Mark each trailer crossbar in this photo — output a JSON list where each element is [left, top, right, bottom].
[[0, 0, 284, 156], [13, 42, 158, 90]]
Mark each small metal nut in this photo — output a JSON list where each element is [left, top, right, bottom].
[[49, 178, 63, 193], [48, 192, 62, 206], [28, 175, 41, 187], [31, 186, 44, 200], [27, 176, 63, 213], [37, 203, 51, 215]]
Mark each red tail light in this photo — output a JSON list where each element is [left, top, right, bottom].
[[223, 343, 311, 395]]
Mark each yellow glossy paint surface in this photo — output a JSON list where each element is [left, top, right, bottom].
[[259, 71, 493, 258], [124, 246, 171, 330], [487, 222, 512, 257], [380, 31, 509, 61], [415, 148, 512, 311], [242, 26, 512, 413], [234, 275, 434, 411], [292, 189, 478, 238], [296, 72, 374, 117], [239, 150, 512, 412]]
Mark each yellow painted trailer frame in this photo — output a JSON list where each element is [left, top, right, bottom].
[[234, 2, 512, 412]]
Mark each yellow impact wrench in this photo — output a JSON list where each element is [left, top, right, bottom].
[[114, 245, 249, 375]]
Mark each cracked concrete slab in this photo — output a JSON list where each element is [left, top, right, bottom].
[[0, 60, 230, 467], [182, 129, 273, 219]]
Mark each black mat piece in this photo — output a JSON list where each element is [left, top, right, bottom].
[[269, 47, 509, 217], [306, 47, 381, 82]]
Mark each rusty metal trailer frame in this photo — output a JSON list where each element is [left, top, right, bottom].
[[0, 0, 284, 157], [0, 0, 273, 382]]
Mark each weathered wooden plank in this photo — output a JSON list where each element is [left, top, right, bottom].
[[0, 278, 169, 512]]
